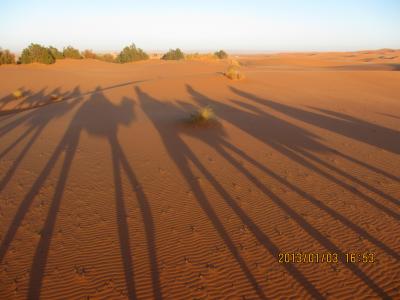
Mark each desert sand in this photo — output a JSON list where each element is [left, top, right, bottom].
[[0, 50, 399, 299]]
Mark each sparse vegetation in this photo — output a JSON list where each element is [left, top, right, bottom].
[[0, 48, 16, 65], [82, 49, 97, 59], [189, 106, 216, 124], [12, 90, 23, 99], [97, 53, 115, 63], [19, 43, 55, 64], [63, 46, 82, 59], [185, 52, 218, 61], [214, 50, 228, 59], [162, 48, 184, 60], [115, 44, 149, 63], [229, 58, 241, 67], [50, 94, 61, 101], [224, 65, 244, 80], [49, 46, 64, 59]]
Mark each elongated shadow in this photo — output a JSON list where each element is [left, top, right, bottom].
[[230, 98, 400, 208], [23, 87, 160, 299], [228, 89, 400, 207], [380, 113, 400, 120], [137, 87, 325, 299], [188, 86, 399, 219], [0, 87, 81, 139], [231, 87, 400, 155], [186, 85, 397, 298], [15, 87, 48, 109], [0, 80, 149, 117], [0, 92, 83, 257], [0, 87, 30, 110], [74, 89, 161, 299], [0, 88, 83, 193]]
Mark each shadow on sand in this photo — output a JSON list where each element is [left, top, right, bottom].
[[180, 85, 400, 297], [0, 87, 161, 299], [1, 81, 398, 299]]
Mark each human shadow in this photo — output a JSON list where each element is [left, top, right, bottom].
[[137, 86, 325, 299], [0, 87, 161, 299], [185, 85, 398, 298]]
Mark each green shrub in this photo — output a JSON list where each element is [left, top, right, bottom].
[[161, 48, 184, 60], [214, 50, 228, 59], [19, 43, 55, 64], [116, 44, 149, 63], [63, 46, 82, 59], [49, 46, 64, 59], [0, 48, 15, 64], [82, 49, 97, 59], [97, 53, 115, 63]]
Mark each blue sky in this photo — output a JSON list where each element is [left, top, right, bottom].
[[1, 0, 399, 52]]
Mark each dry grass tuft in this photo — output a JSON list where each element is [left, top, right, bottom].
[[224, 65, 244, 80], [50, 94, 61, 101], [229, 59, 241, 67], [189, 106, 216, 124], [12, 90, 23, 99], [185, 53, 218, 61]]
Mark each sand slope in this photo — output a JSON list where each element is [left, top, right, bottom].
[[0, 52, 399, 299]]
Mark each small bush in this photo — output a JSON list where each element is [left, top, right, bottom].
[[97, 53, 115, 63], [49, 46, 64, 59], [162, 48, 184, 60], [116, 44, 149, 63], [82, 49, 97, 59], [13, 90, 23, 99], [224, 65, 244, 80], [19, 43, 55, 64], [190, 106, 216, 124], [0, 48, 16, 65], [214, 50, 228, 59], [50, 94, 61, 101], [63, 46, 82, 59], [229, 59, 241, 67]]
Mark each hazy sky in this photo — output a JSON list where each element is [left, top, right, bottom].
[[1, 0, 399, 52]]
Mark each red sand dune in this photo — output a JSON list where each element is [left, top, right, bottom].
[[0, 52, 399, 299]]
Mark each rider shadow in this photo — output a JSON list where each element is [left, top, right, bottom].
[[187, 85, 400, 216], [229, 87, 400, 205], [0, 87, 83, 193], [0, 87, 31, 110], [185, 85, 395, 298], [0, 87, 161, 299], [137, 86, 327, 299], [0, 87, 73, 139], [230, 87, 400, 155]]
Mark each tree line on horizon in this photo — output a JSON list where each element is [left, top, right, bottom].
[[0, 43, 228, 65]]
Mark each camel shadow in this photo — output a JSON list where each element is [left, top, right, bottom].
[[184, 84, 397, 298], [136, 86, 328, 299], [1, 87, 161, 299]]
